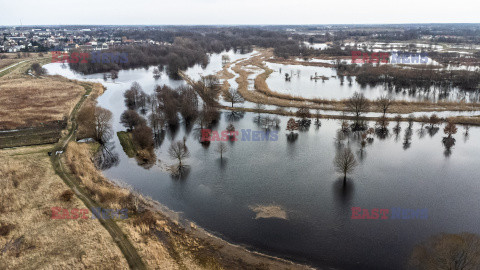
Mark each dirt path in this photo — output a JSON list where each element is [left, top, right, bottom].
[[0, 60, 26, 74], [49, 83, 147, 270]]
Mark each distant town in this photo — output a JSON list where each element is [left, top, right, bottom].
[[0, 26, 171, 53]]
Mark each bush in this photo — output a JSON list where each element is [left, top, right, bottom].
[[0, 223, 15, 236], [133, 210, 156, 228], [59, 190, 75, 202]]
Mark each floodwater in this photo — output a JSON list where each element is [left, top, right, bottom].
[[43, 53, 480, 270], [265, 62, 480, 102]]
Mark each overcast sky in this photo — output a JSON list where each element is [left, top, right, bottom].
[[1, 0, 478, 25]]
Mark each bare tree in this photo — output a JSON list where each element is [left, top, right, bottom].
[[444, 121, 458, 138], [376, 95, 393, 118], [149, 108, 165, 134], [179, 86, 199, 123], [120, 110, 146, 131], [429, 114, 441, 128], [224, 88, 244, 107], [168, 140, 190, 167], [334, 147, 358, 185], [77, 104, 113, 144], [194, 75, 221, 104], [286, 118, 299, 135], [94, 106, 113, 144], [215, 142, 228, 159], [346, 92, 369, 130], [296, 107, 311, 119], [254, 103, 265, 113], [132, 125, 154, 150], [124, 82, 144, 110]]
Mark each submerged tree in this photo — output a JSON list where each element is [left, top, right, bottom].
[[124, 82, 145, 110], [428, 114, 441, 129], [444, 121, 458, 138], [224, 88, 244, 107], [286, 119, 297, 132], [226, 123, 236, 140], [442, 122, 457, 157], [179, 86, 199, 123], [376, 95, 393, 118], [215, 142, 228, 159], [427, 114, 441, 137], [346, 92, 369, 130], [77, 104, 113, 144], [375, 116, 390, 138], [334, 147, 358, 185], [296, 107, 312, 130], [168, 140, 190, 167], [132, 125, 154, 150], [120, 110, 146, 131], [193, 75, 221, 104]]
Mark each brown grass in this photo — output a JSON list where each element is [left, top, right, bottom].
[[64, 142, 129, 209], [0, 53, 102, 131], [0, 52, 46, 70], [0, 76, 85, 130], [0, 145, 129, 270]]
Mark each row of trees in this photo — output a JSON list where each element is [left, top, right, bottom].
[[353, 64, 480, 92]]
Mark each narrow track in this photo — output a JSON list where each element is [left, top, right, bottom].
[[50, 83, 147, 270]]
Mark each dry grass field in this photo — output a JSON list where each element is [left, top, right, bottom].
[[0, 52, 87, 131], [0, 145, 129, 270], [0, 76, 85, 130]]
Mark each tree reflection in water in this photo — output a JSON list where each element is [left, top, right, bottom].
[[94, 141, 119, 170]]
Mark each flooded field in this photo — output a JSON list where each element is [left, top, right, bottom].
[[44, 54, 480, 269]]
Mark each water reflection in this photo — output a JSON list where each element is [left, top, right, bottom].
[[169, 165, 191, 181], [403, 127, 413, 150], [225, 110, 245, 122], [332, 177, 355, 207], [94, 141, 120, 170]]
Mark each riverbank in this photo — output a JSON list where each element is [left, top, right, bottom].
[[0, 144, 131, 270], [64, 141, 313, 270]]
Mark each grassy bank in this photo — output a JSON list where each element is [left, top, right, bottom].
[[117, 131, 137, 158], [0, 145, 130, 269]]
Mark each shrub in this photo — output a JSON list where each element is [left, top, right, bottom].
[[0, 223, 15, 236], [59, 190, 75, 202]]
